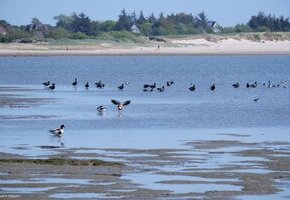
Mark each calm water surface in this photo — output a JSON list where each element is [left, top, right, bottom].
[[0, 55, 290, 151], [1, 55, 290, 198]]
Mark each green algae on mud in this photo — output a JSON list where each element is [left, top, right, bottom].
[[0, 158, 123, 167]]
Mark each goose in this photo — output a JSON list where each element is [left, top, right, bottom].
[[111, 99, 131, 111], [97, 105, 107, 113], [189, 84, 196, 91], [232, 83, 239, 88], [48, 83, 55, 91], [157, 86, 165, 92], [210, 84, 216, 91], [43, 81, 50, 87], [72, 78, 77, 86], [149, 83, 156, 89], [49, 124, 65, 136], [85, 82, 89, 89], [95, 81, 105, 89], [167, 81, 175, 86], [118, 84, 124, 90], [250, 82, 257, 88], [143, 84, 150, 89]]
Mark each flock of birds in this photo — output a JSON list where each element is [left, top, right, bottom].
[[44, 78, 288, 137], [43, 78, 288, 94]]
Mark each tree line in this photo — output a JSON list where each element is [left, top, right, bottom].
[[0, 10, 289, 43]]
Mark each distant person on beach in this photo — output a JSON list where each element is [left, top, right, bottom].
[[157, 45, 160, 50]]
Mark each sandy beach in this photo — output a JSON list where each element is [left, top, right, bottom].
[[0, 37, 290, 56]]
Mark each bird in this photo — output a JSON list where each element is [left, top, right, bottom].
[[111, 99, 131, 111], [48, 83, 55, 91], [42, 81, 50, 87], [118, 84, 124, 90], [149, 83, 156, 90], [143, 84, 150, 89], [250, 82, 257, 88], [72, 78, 77, 86], [210, 84, 216, 91], [85, 82, 89, 89], [189, 84, 195, 91], [97, 105, 107, 113], [232, 83, 239, 88], [49, 124, 65, 136], [254, 98, 259, 102], [95, 81, 105, 89], [157, 86, 165, 92], [167, 81, 175, 87], [143, 88, 153, 92]]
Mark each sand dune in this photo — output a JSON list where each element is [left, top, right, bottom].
[[0, 37, 289, 56]]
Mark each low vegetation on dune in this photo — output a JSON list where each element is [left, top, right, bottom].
[[0, 10, 289, 44]]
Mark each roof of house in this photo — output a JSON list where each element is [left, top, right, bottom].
[[0, 26, 7, 35], [130, 24, 140, 34]]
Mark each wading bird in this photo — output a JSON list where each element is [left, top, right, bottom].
[[49, 124, 65, 136]]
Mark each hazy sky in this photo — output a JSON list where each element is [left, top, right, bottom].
[[1, 0, 289, 26]]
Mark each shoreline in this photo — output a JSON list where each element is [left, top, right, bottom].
[[0, 38, 289, 56]]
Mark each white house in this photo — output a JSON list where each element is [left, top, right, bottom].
[[130, 24, 140, 34], [207, 21, 221, 33]]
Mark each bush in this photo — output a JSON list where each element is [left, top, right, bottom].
[[47, 27, 71, 39], [69, 31, 88, 39]]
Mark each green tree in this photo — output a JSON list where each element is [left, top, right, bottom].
[[148, 13, 157, 24], [137, 11, 146, 25], [0, 20, 10, 27], [31, 17, 42, 26], [196, 11, 209, 30], [140, 22, 152, 36], [71, 12, 94, 35], [115, 9, 133, 31], [99, 20, 116, 32], [53, 14, 73, 31]]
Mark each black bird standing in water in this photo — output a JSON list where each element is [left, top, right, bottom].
[[232, 82, 239, 88], [254, 98, 259, 102], [49, 83, 55, 91], [210, 84, 216, 91], [72, 78, 77, 87], [118, 84, 124, 90], [85, 82, 89, 89], [43, 81, 50, 87], [189, 84, 196, 91]]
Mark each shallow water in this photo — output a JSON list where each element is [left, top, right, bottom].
[[1, 55, 290, 198]]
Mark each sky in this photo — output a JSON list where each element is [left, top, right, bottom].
[[1, 0, 290, 27]]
